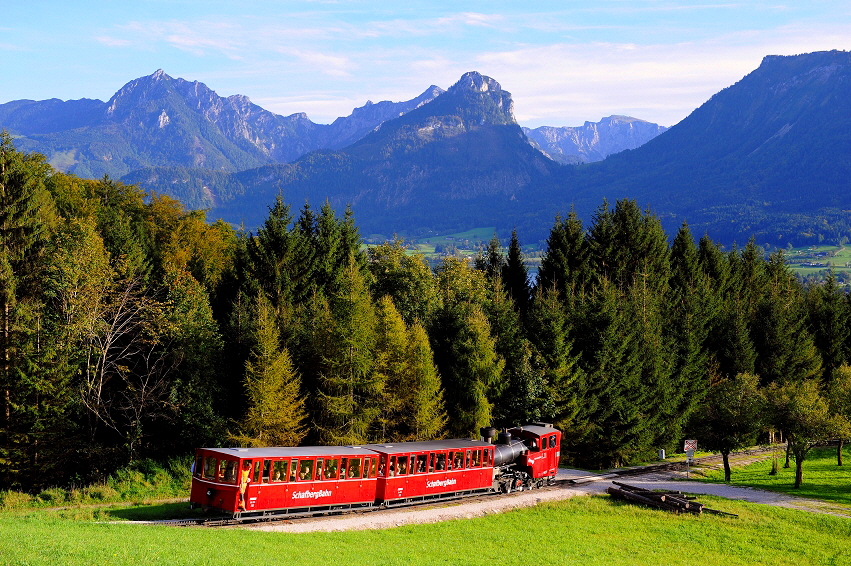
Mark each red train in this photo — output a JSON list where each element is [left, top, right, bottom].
[[190, 423, 561, 520]]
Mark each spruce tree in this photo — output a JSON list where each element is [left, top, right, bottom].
[[372, 295, 409, 441], [537, 209, 587, 299], [405, 322, 446, 440], [501, 229, 530, 314], [315, 255, 379, 445], [231, 294, 306, 447]]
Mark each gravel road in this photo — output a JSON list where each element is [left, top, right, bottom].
[[246, 465, 850, 533]]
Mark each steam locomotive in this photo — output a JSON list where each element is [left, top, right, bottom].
[[189, 423, 561, 520]]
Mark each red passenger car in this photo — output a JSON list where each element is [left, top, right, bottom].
[[363, 439, 496, 506], [190, 446, 379, 518]]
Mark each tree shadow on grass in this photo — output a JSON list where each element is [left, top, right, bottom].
[[105, 502, 211, 521]]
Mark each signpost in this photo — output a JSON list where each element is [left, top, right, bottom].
[[684, 440, 697, 478]]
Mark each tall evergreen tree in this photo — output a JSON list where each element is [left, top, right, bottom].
[[537, 209, 587, 299], [404, 322, 447, 440], [501, 229, 530, 314], [315, 255, 379, 445]]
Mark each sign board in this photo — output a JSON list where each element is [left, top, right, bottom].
[[686, 449, 694, 461], [684, 439, 697, 452]]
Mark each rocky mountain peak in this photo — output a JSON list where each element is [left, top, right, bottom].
[[450, 71, 502, 94]]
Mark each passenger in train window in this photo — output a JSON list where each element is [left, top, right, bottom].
[[454, 452, 464, 469], [388, 457, 396, 477], [262, 460, 271, 483], [340, 458, 349, 479], [298, 459, 314, 481], [416, 455, 427, 473], [273, 460, 288, 482], [550, 435, 557, 448], [289, 460, 298, 482], [472, 450, 481, 467], [378, 458, 386, 477], [428, 453, 435, 472], [369, 458, 378, 478], [436, 453, 446, 471], [325, 458, 339, 479], [221, 460, 238, 483], [349, 458, 361, 478]]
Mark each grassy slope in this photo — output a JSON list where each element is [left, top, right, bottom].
[[699, 445, 851, 506], [2, 496, 850, 565]]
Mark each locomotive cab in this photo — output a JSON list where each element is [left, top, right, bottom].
[[508, 423, 561, 482]]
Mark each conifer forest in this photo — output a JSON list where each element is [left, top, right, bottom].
[[2, 133, 850, 491]]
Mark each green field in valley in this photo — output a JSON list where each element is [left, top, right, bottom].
[[2, 493, 850, 565], [785, 245, 851, 284]]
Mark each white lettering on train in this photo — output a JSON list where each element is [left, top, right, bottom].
[[292, 489, 333, 500], [426, 478, 457, 489]]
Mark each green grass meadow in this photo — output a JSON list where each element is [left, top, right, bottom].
[[2, 495, 850, 565], [699, 445, 851, 506]]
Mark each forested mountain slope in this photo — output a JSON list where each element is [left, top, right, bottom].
[[550, 50, 851, 246]]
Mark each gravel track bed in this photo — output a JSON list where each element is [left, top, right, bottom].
[[247, 463, 851, 532]]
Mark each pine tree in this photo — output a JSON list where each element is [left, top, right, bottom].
[[806, 273, 849, 383], [405, 322, 446, 440], [231, 294, 306, 447], [753, 251, 822, 386], [315, 255, 379, 445], [501, 229, 530, 314], [537, 209, 587, 299], [372, 295, 409, 441]]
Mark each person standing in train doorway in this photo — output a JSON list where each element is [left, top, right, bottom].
[[238, 461, 252, 511]]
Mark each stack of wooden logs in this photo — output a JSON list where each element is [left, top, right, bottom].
[[606, 481, 737, 517]]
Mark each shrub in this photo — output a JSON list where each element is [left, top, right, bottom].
[[0, 490, 33, 510], [83, 485, 120, 501], [37, 487, 68, 504]]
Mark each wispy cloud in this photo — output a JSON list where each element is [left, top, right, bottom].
[[95, 36, 132, 48]]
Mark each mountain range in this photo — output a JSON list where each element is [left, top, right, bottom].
[[2, 50, 850, 247]]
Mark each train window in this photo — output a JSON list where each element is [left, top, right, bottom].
[[378, 456, 387, 477], [435, 453, 446, 471], [315, 458, 324, 481], [472, 450, 481, 467], [416, 454, 427, 473], [453, 452, 464, 469], [428, 453, 436, 472], [348, 458, 362, 478], [298, 459, 314, 481], [194, 455, 203, 477], [341, 458, 349, 478], [550, 435, 557, 449], [289, 460, 298, 482], [252, 461, 261, 483], [397, 456, 407, 475], [325, 458, 339, 479], [262, 460, 271, 483], [273, 460, 289, 482], [369, 458, 377, 478], [409, 456, 416, 474], [203, 457, 217, 479], [466, 450, 472, 468], [220, 460, 237, 484]]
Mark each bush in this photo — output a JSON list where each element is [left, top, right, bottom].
[[0, 490, 33, 510], [37, 487, 68, 504], [83, 485, 120, 501]]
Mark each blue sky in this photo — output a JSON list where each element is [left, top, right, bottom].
[[2, 1, 850, 127]]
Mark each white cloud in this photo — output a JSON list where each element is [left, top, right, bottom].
[[95, 36, 132, 47]]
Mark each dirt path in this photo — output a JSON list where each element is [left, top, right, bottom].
[[247, 463, 850, 533]]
